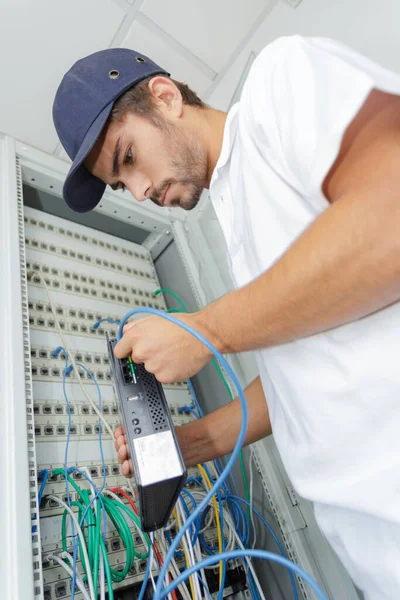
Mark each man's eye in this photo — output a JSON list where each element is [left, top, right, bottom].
[[124, 148, 133, 165]]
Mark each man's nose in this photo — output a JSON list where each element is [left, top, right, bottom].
[[126, 173, 152, 202]]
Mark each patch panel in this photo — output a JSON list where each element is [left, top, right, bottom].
[[27, 261, 164, 309], [24, 214, 152, 263], [30, 345, 188, 390], [28, 301, 123, 337], [40, 549, 185, 600], [34, 403, 196, 441], [25, 236, 156, 282], [37, 461, 128, 516], [25, 207, 201, 599], [34, 400, 120, 441]]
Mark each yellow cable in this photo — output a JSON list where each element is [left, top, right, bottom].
[[173, 508, 196, 600], [198, 464, 224, 589]]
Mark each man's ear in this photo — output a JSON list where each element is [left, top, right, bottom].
[[148, 76, 183, 118]]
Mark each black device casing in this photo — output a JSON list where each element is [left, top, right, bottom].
[[106, 333, 187, 532]]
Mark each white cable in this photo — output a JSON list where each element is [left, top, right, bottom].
[[162, 518, 177, 532], [187, 490, 215, 535], [249, 451, 258, 548], [157, 528, 192, 600], [192, 529, 211, 598], [27, 270, 114, 437], [177, 498, 202, 600], [155, 528, 190, 600], [99, 550, 105, 600], [148, 535, 156, 593], [47, 496, 95, 600], [223, 510, 266, 600], [47, 553, 91, 600]]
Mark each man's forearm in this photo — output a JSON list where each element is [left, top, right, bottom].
[[176, 376, 271, 468], [197, 97, 400, 355], [198, 180, 400, 354]]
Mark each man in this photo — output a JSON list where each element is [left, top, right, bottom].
[[53, 36, 400, 599]]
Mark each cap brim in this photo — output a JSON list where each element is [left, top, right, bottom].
[[63, 102, 113, 213]]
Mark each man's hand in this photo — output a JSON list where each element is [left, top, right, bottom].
[[114, 426, 133, 477], [113, 312, 213, 383], [114, 376, 271, 475]]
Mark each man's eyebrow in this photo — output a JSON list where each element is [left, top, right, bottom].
[[111, 137, 121, 179]]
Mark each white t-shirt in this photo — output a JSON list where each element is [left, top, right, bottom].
[[210, 36, 400, 600]]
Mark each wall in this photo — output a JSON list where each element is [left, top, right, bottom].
[[207, 0, 400, 109]]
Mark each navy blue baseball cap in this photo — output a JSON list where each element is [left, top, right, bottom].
[[53, 49, 169, 213]]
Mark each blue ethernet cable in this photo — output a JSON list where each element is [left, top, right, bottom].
[[198, 462, 227, 600], [160, 550, 328, 600], [116, 308, 327, 600], [70, 364, 107, 600], [179, 489, 200, 547], [92, 317, 121, 329], [137, 532, 154, 600], [116, 307, 248, 600], [57, 359, 107, 600], [38, 470, 49, 506], [178, 405, 199, 419], [196, 574, 214, 600], [188, 378, 237, 496], [33, 469, 49, 536], [227, 493, 299, 597]]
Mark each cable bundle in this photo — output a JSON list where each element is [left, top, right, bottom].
[[33, 273, 328, 600]]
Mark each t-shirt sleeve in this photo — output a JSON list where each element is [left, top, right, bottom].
[[241, 36, 375, 200]]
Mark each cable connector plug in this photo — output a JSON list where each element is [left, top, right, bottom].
[[51, 346, 64, 358], [64, 365, 74, 376]]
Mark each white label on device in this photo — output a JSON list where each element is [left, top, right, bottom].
[[133, 431, 183, 486]]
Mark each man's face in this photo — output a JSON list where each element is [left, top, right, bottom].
[[85, 111, 208, 210]]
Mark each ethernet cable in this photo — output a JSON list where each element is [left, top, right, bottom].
[[47, 553, 91, 600], [57, 473, 151, 598], [197, 464, 225, 594], [153, 288, 250, 505], [177, 500, 204, 600], [94, 291, 241, 503], [249, 452, 257, 548], [103, 489, 149, 551], [59, 362, 107, 599], [157, 527, 192, 600], [188, 488, 266, 600], [116, 308, 327, 600], [160, 549, 328, 600], [47, 494, 96, 600], [92, 317, 121, 329], [27, 270, 114, 437], [154, 288, 187, 312]]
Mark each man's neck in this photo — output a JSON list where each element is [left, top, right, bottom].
[[190, 107, 227, 186]]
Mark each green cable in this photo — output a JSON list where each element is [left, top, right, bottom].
[[166, 307, 183, 313], [109, 499, 150, 559], [100, 537, 114, 600], [104, 496, 136, 581], [155, 290, 252, 523], [154, 288, 187, 312], [211, 357, 233, 398], [57, 474, 149, 592]]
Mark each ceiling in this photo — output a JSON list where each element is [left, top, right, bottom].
[[0, 0, 272, 163]]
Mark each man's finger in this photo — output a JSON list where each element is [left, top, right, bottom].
[[121, 459, 134, 478], [122, 316, 149, 334], [122, 321, 137, 333], [114, 426, 125, 439], [114, 331, 137, 359], [114, 434, 126, 452], [117, 443, 129, 463]]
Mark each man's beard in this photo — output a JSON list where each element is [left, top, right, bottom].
[[149, 123, 207, 210]]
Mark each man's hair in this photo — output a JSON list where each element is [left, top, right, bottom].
[[109, 76, 206, 125]]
